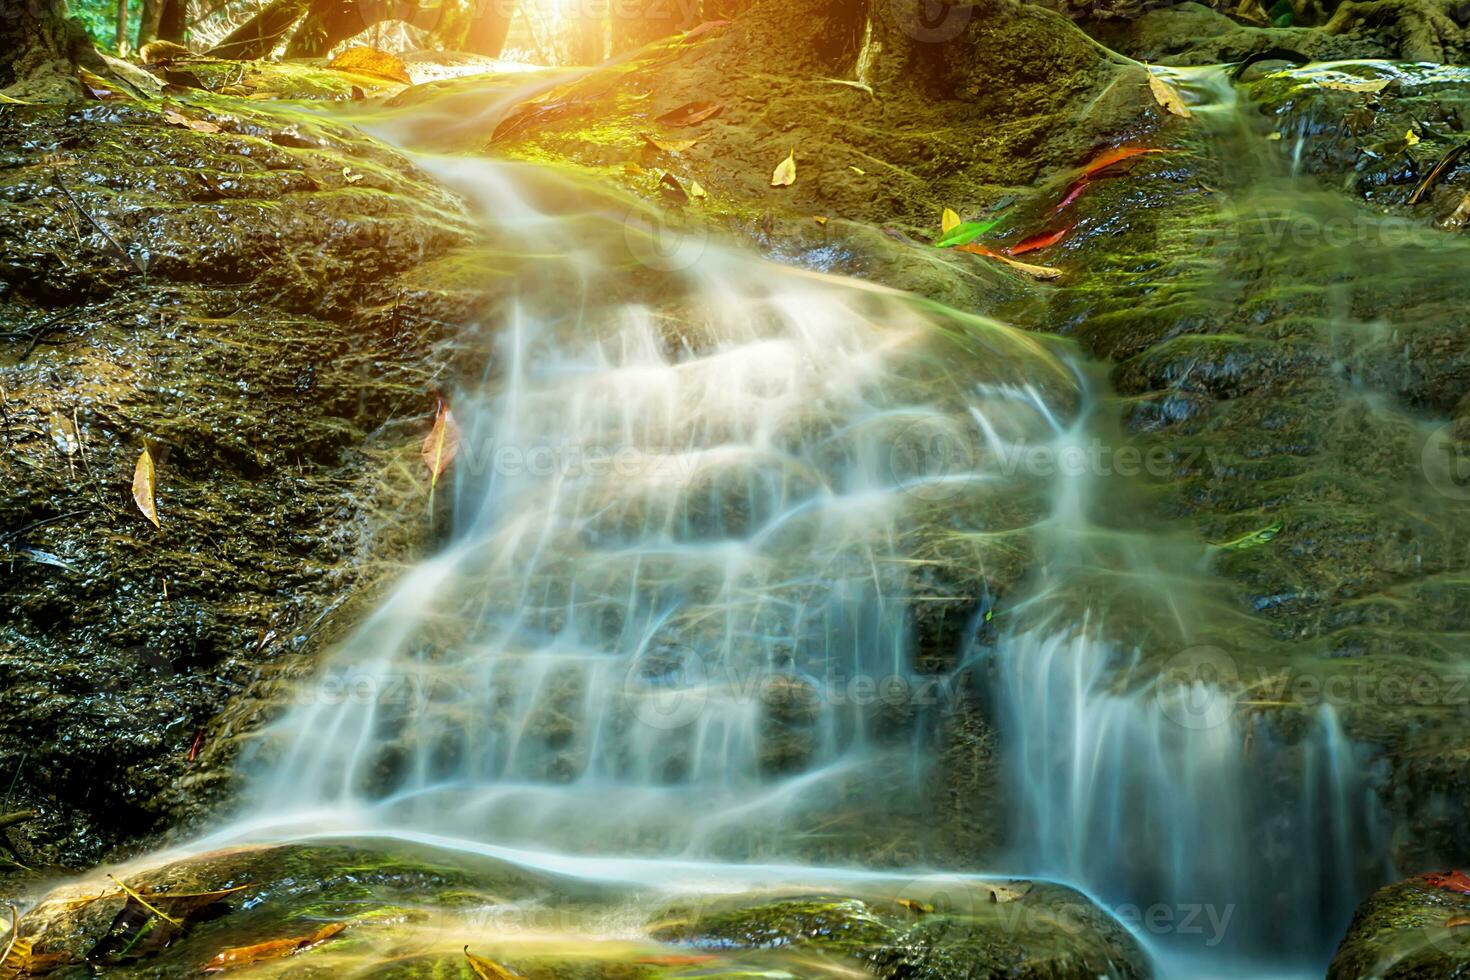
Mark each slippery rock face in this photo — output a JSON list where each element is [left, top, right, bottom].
[[2, 840, 1150, 979], [0, 85, 488, 869], [1328, 873, 1470, 979]]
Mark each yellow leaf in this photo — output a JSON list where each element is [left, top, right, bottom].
[[327, 47, 410, 84], [814, 216, 828, 226], [641, 133, 702, 153], [689, 179, 706, 198], [941, 208, 960, 235], [421, 401, 460, 491], [848, 165, 865, 175], [1318, 77, 1391, 93], [770, 148, 796, 187], [132, 447, 160, 528], [1147, 67, 1192, 118], [465, 947, 520, 979], [1405, 128, 1421, 147]]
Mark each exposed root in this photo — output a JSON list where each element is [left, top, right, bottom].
[[1323, 0, 1468, 61]]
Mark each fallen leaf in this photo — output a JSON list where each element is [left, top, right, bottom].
[[1440, 189, 1470, 229], [1410, 140, 1469, 205], [421, 400, 460, 491], [94, 881, 252, 962], [1147, 67, 1192, 118], [848, 165, 866, 175], [132, 447, 160, 528], [342, 166, 364, 184], [658, 171, 689, 203], [1007, 226, 1071, 256], [941, 208, 961, 235], [622, 162, 646, 175], [1448, 915, 1470, 928], [0, 92, 33, 105], [327, 47, 410, 84], [1052, 180, 1091, 213], [656, 101, 723, 127], [1213, 520, 1283, 551], [897, 898, 934, 914], [955, 243, 1063, 280], [1318, 77, 1391, 93], [1080, 145, 1166, 181], [814, 215, 828, 226], [1422, 870, 1470, 895], [163, 111, 219, 133], [2, 904, 27, 980], [771, 148, 797, 187], [78, 69, 130, 101], [934, 219, 1000, 248], [492, 96, 587, 143], [203, 921, 346, 972], [640, 133, 702, 153], [689, 178, 707, 198], [465, 947, 520, 979]]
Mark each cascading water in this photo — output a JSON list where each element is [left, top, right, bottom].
[[210, 65, 1407, 977], [238, 93, 1080, 860]]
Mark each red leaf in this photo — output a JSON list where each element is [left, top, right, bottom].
[[1007, 226, 1071, 256], [187, 728, 205, 762], [1079, 145, 1166, 181], [1421, 870, 1470, 895], [1052, 180, 1090, 214]]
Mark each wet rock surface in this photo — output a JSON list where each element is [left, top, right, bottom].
[[1, 840, 1149, 978], [0, 83, 488, 872], [1329, 872, 1470, 979]]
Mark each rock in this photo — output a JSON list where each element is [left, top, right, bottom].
[[4, 841, 1148, 978], [1328, 872, 1470, 979]]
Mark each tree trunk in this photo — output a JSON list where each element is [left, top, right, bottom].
[[115, 0, 130, 55], [1, 0, 106, 99], [207, 0, 313, 57], [137, 0, 187, 47], [283, 0, 465, 56]]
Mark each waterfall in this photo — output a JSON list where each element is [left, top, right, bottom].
[[238, 143, 1079, 859]]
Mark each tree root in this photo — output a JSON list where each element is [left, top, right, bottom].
[[1323, 0, 1468, 61]]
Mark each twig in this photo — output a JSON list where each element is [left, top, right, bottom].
[[1, 310, 77, 360], [1, 511, 86, 545], [2, 903, 17, 967], [107, 874, 182, 925], [50, 172, 145, 276]]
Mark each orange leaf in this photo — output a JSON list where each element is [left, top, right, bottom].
[[327, 47, 410, 84], [421, 401, 460, 490], [955, 244, 1062, 280], [1079, 146, 1165, 181], [203, 922, 346, 973], [1422, 870, 1470, 895], [1448, 915, 1470, 928], [132, 447, 160, 528], [656, 101, 724, 127], [1007, 226, 1071, 256], [1052, 180, 1090, 214]]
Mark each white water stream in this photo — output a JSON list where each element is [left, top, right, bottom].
[[215, 68, 1399, 977]]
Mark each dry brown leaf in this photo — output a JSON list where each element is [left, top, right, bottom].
[[656, 101, 723, 127], [203, 921, 346, 972], [327, 47, 410, 84], [132, 447, 160, 528], [941, 208, 960, 235], [163, 110, 219, 133], [1147, 67, 1192, 118], [78, 69, 131, 101], [771, 148, 796, 187], [465, 947, 520, 979], [640, 133, 702, 153], [421, 400, 460, 490], [1448, 915, 1470, 928]]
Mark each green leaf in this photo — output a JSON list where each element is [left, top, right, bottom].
[[1214, 520, 1283, 551], [934, 219, 1000, 248]]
